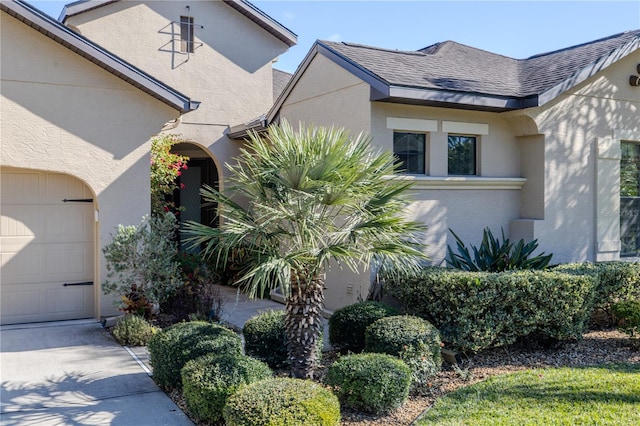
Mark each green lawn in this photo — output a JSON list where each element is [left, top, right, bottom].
[[416, 363, 640, 425]]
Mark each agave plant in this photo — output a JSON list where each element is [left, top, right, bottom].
[[446, 227, 552, 272], [184, 120, 426, 379]]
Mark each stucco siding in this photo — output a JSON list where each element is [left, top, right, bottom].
[[279, 54, 372, 133], [1, 11, 180, 318], [522, 52, 640, 262]]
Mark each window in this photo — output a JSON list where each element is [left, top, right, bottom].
[[620, 142, 640, 256], [448, 135, 476, 175], [180, 16, 194, 53], [394, 132, 425, 174]]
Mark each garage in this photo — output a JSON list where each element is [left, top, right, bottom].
[[1, 168, 95, 325]]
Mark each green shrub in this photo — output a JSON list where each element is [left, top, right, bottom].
[[223, 377, 340, 426], [324, 353, 411, 415], [554, 262, 640, 311], [181, 353, 272, 423], [387, 268, 596, 353], [111, 314, 159, 346], [611, 299, 640, 338], [243, 310, 323, 370], [446, 227, 552, 272], [148, 321, 242, 390], [328, 301, 399, 353], [365, 315, 442, 369], [243, 310, 289, 369]]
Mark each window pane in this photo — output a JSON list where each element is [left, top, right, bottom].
[[180, 16, 194, 53], [448, 135, 476, 175], [394, 132, 425, 174], [620, 142, 640, 256]]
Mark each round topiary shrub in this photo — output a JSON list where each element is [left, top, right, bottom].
[[243, 310, 289, 369], [148, 321, 242, 390], [324, 353, 411, 414], [223, 377, 340, 426], [365, 315, 442, 368], [111, 314, 159, 346], [181, 353, 272, 423], [329, 301, 399, 353]]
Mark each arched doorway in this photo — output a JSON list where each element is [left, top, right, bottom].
[[170, 143, 219, 251]]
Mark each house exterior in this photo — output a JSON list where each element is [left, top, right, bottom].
[[62, 0, 296, 237], [249, 32, 640, 308], [0, 0, 295, 324]]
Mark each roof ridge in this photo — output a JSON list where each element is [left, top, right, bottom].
[[526, 29, 640, 59], [418, 40, 521, 62], [320, 40, 426, 57]]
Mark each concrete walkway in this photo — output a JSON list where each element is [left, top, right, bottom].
[[0, 320, 193, 426], [0, 286, 287, 425]]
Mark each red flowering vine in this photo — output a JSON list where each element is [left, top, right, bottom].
[[151, 134, 189, 215]]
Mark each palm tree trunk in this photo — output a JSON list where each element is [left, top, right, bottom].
[[285, 271, 325, 379]]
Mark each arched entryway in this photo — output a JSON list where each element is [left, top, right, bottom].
[[0, 168, 96, 324], [170, 143, 219, 251]]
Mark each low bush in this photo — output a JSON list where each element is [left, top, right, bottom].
[[554, 261, 640, 312], [111, 314, 159, 346], [243, 310, 323, 370], [387, 268, 596, 353], [364, 315, 442, 369], [611, 299, 640, 338], [329, 301, 399, 353], [223, 377, 340, 426], [243, 310, 289, 369], [148, 321, 242, 390], [181, 353, 272, 423], [324, 353, 411, 415]]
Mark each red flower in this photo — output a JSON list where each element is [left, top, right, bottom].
[[182, 164, 188, 170], [180, 183, 185, 189], [163, 206, 170, 212]]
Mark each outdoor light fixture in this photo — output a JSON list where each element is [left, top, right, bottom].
[[631, 64, 640, 86]]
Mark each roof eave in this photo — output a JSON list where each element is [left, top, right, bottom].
[[60, 0, 117, 22], [380, 86, 538, 112], [4, 0, 198, 114], [227, 116, 268, 140], [538, 35, 640, 107], [224, 0, 297, 47]]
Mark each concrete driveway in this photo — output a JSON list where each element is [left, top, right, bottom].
[[0, 320, 193, 426]]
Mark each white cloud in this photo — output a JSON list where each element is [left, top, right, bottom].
[[327, 33, 342, 42]]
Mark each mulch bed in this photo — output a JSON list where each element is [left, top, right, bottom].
[[168, 328, 639, 426]]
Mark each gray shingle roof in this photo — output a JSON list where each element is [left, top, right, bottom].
[[272, 68, 292, 101], [317, 29, 640, 108]]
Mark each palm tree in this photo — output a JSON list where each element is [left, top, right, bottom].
[[184, 120, 426, 379]]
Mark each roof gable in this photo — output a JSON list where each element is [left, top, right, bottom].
[[2, 0, 198, 113], [61, 0, 297, 47]]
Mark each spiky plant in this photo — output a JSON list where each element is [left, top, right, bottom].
[[184, 120, 425, 379]]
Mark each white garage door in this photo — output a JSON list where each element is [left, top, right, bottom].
[[1, 169, 95, 325]]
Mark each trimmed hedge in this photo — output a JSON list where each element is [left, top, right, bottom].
[[243, 310, 289, 369], [553, 261, 640, 309], [324, 353, 411, 415], [181, 353, 272, 423], [329, 301, 399, 353], [387, 268, 597, 353], [223, 377, 340, 426], [148, 321, 242, 390]]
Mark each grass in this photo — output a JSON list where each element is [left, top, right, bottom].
[[416, 363, 640, 425]]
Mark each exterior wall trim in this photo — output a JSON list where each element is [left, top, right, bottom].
[[394, 176, 526, 190]]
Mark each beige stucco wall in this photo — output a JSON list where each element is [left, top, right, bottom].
[[1, 11, 180, 318], [512, 51, 640, 262], [67, 0, 291, 182]]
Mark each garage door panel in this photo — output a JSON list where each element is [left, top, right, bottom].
[[1, 172, 41, 204], [1, 170, 95, 325], [1, 243, 45, 284], [46, 243, 92, 277], [45, 205, 93, 241]]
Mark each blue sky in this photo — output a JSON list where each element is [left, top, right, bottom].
[[27, 1, 640, 73]]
